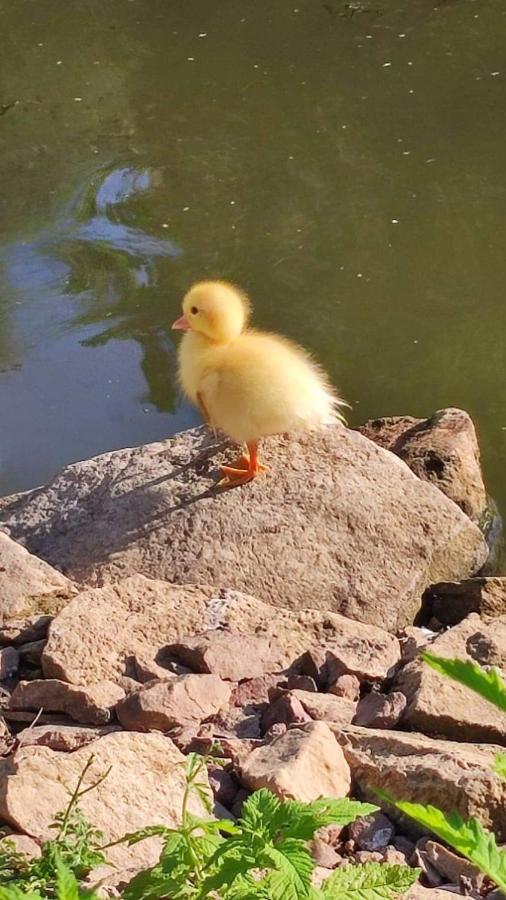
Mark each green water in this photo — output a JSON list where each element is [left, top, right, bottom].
[[1, 0, 505, 552]]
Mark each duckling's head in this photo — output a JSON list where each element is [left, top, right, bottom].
[[172, 281, 250, 344]]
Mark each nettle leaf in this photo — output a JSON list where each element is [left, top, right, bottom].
[[421, 652, 506, 713], [320, 862, 419, 898], [273, 797, 379, 841], [494, 753, 506, 780], [222, 875, 271, 900], [392, 799, 506, 894], [239, 789, 282, 837], [197, 844, 257, 896], [259, 839, 314, 898], [0, 888, 44, 900], [122, 824, 175, 846], [55, 858, 81, 900]]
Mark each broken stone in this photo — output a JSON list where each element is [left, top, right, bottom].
[[240, 721, 351, 802], [353, 850, 385, 864], [328, 673, 361, 701], [0, 425, 488, 633], [310, 836, 342, 868], [0, 833, 41, 858], [0, 616, 52, 646], [231, 674, 286, 707], [261, 693, 312, 733], [9, 679, 125, 726], [133, 654, 176, 684], [0, 731, 211, 869], [358, 408, 488, 523], [395, 614, 506, 743], [210, 703, 263, 740], [334, 726, 506, 839], [16, 723, 119, 752], [166, 629, 283, 681], [287, 690, 357, 726], [411, 848, 444, 887], [405, 887, 460, 900], [348, 811, 395, 851], [42, 577, 213, 684], [18, 640, 45, 667], [0, 532, 74, 624], [353, 691, 406, 729], [285, 674, 318, 692], [425, 840, 485, 891], [0, 647, 19, 681], [41, 578, 400, 686], [427, 578, 506, 627], [207, 766, 239, 809], [116, 674, 232, 733], [263, 722, 288, 742], [399, 626, 435, 664], [382, 846, 409, 866]]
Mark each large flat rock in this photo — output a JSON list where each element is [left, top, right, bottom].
[[0, 531, 75, 624], [395, 613, 506, 743], [334, 726, 506, 839], [0, 426, 488, 632], [42, 576, 400, 685], [0, 731, 210, 870]]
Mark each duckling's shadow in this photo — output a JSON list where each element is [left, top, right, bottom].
[[105, 431, 249, 544]]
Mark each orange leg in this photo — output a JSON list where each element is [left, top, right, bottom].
[[218, 441, 269, 487]]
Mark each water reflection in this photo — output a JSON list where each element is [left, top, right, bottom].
[[2, 165, 182, 411]]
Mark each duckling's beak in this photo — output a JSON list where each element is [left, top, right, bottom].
[[172, 314, 190, 331]]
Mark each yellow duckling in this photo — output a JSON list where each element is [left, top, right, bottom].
[[172, 280, 347, 486]]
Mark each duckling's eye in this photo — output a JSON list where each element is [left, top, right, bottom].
[[190, 306, 198, 315]]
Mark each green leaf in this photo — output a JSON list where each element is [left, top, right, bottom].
[[494, 753, 506, 780], [421, 652, 506, 713], [0, 888, 44, 900], [390, 798, 506, 894], [260, 839, 314, 898], [55, 857, 81, 900], [239, 789, 282, 837], [320, 862, 419, 898], [121, 824, 175, 846], [273, 797, 379, 841]]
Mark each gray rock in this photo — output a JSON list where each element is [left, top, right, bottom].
[[0, 647, 19, 681], [166, 629, 283, 681], [348, 811, 394, 851], [353, 691, 406, 729], [116, 674, 232, 733], [334, 725, 506, 839], [0, 425, 487, 633], [42, 577, 400, 687], [0, 532, 75, 625], [395, 614, 506, 743], [9, 679, 125, 726], [427, 577, 506, 627], [358, 407, 488, 523]]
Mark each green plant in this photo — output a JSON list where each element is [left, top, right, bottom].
[[387, 800, 506, 894], [0, 750, 419, 899], [121, 750, 418, 899], [314, 862, 419, 898], [0, 854, 99, 899], [0, 755, 109, 896], [382, 651, 506, 894]]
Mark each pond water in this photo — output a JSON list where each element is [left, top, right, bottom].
[[1, 0, 505, 562]]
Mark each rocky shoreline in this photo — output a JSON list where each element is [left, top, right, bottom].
[[0, 408, 504, 898]]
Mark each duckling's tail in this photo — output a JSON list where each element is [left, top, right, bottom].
[[325, 392, 350, 426], [309, 378, 349, 429]]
